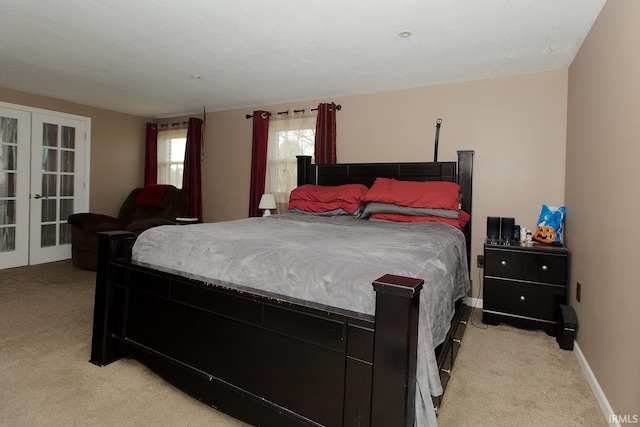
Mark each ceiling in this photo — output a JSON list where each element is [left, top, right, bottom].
[[0, 0, 606, 118]]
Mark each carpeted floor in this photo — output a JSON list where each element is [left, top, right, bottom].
[[437, 311, 607, 426], [0, 261, 607, 426]]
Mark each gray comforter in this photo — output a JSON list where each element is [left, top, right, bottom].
[[132, 213, 470, 426]]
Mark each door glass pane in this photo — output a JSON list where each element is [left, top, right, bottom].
[[0, 173, 16, 197], [41, 224, 56, 247], [0, 117, 18, 256], [59, 223, 71, 245], [1, 145, 17, 170], [0, 117, 17, 143], [60, 175, 74, 196], [41, 199, 56, 222], [61, 126, 75, 149], [61, 150, 74, 173], [0, 200, 15, 224], [0, 226, 15, 252], [43, 123, 58, 147], [60, 199, 73, 222], [42, 148, 58, 172], [42, 174, 57, 197]]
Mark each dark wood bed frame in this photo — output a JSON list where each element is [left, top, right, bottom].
[[90, 150, 474, 427]]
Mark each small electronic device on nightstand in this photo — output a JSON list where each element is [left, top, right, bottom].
[[486, 217, 500, 241]]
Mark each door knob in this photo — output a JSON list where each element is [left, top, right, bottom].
[[33, 194, 44, 199]]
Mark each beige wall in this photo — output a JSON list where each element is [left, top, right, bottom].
[[0, 87, 148, 216], [204, 70, 569, 297], [1, 70, 571, 308], [567, 0, 640, 419]]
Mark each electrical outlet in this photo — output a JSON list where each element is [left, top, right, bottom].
[[477, 255, 485, 268], [576, 281, 582, 302]]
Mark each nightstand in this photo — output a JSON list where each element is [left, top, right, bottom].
[[482, 241, 569, 336]]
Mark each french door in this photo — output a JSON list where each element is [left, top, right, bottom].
[[0, 103, 90, 269], [0, 107, 30, 268]]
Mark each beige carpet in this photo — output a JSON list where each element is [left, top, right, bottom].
[[0, 261, 606, 426], [437, 312, 607, 426]]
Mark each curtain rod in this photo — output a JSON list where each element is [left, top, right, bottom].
[[152, 118, 204, 130], [245, 104, 341, 119], [159, 121, 188, 129]]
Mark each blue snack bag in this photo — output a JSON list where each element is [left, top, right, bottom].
[[534, 205, 566, 244]]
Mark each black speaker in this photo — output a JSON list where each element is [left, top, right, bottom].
[[487, 217, 500, 240], [501, 217, 515, 242], [556, 304, 578, 350]]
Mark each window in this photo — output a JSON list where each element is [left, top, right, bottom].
[[157, 128, 186, 188], [265, 115, 316, 212]]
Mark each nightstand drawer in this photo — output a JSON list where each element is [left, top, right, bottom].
[[485, 248, 567, 285], [484, 278, 565, 321]]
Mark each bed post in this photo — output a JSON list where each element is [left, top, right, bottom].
[[456, 150, 474, 216], [457, 150, 474, 272], [89, 230, 134, 367], [371, 274, 424, 427], [296, 155, 314, 185]]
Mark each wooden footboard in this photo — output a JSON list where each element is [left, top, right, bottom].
[[90, 232, 438, 427]]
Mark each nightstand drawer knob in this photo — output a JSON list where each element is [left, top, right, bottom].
[[542, 265, 549, 271], [520, 295, 526, 301], [500, 260, 507, 266]]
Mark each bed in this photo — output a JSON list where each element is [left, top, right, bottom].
[[90, 150, 474, 427]]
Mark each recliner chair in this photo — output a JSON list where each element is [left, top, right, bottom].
[[68, 185, 190, 270]]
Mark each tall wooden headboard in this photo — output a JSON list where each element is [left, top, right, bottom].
[[297, 150, 475, 270]]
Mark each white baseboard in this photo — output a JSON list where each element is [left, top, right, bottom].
[[573, 342, 619, 427], [464, 296, 482, 309]]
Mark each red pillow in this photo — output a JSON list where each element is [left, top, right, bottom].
[[458, 210, 471, 228], [362, 178, 460, 210], [370, 210, 471, 231], [289, 184, 368, 214], [289, 200, 360, 214]]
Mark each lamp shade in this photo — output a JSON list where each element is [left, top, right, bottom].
[[258, 194, 276, 210]]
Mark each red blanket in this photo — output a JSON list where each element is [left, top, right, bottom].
[[136, 184, 175, 205]]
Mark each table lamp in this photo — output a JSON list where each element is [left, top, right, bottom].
[[258, 194, 277, 216]]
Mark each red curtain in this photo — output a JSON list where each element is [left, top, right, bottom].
[[182, 118, 203, 220], [314, 102, 337, 164], [248, 111, 270, 217], [144, 123, 158, 185]]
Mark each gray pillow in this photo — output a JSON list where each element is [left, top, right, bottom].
[[287, 208, 350, 216], [358, 202, 459, 219]]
